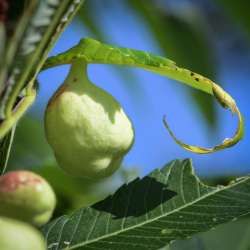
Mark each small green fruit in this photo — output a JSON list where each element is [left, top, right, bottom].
[[45, 59, 134, 179], [0, 216, 46, 250], [0, 171, 56, 226]]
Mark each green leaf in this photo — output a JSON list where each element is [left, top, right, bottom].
[[0, 126, 15, 175], [41, 159, 250, 250], [215, 0, 250, 39], [0, 0, 85, 139]]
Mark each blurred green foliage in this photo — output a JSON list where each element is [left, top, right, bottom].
[[9, 117, 53, 169], [215, 0, 250, 39]]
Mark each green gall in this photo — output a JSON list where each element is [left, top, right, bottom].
[[45, 59, 134, 179], [0, 171, 56, 226], [0, 216, 46, 250]]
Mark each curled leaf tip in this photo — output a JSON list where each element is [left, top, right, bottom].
[[163, 100, 244, 154]]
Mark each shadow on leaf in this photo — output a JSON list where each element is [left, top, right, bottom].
[[93, 175, 177, 219]]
